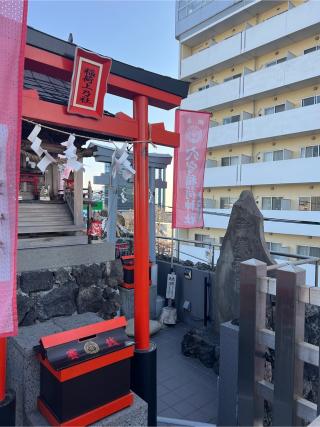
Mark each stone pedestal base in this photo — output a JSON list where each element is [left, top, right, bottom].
[[6, 313, 147, 426], [120, 284, 157, 320]]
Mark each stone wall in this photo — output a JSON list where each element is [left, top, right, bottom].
[[17, 260, 123, 326]]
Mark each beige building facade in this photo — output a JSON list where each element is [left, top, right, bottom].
[[175, 0, 320, 258]]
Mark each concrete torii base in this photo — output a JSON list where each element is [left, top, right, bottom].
[[6, 313, 147, 426]]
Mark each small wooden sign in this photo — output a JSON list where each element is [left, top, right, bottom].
[[68, 47, 112, 119], [166, 273, 176, 300]]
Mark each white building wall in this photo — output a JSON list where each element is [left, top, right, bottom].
[[207, 104, 320, 148], [180, 1, 320, 79], [204, 157, 320, 187], [182, 50, 320, 111]]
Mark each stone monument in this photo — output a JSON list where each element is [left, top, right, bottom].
[[214, 190, 274, 330]]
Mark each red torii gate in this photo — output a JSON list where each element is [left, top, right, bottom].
[[0, 27, 189, 425]]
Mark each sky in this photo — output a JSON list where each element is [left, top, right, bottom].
[[27, 0, 179, 194]]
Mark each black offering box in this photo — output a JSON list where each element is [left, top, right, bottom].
[[36, 316, 134, 426]]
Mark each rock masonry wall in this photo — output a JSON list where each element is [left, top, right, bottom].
[[16, 260, 123, 326]]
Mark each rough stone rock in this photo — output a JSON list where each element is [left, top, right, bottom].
[[77, 286, 103, 314], [214, 190, 274, 330], [20, 270, 54, 293], [54, 267, 74, 285], [36, 283, 77, 321], [100, 300, 119, 319], [102, 286, 119, 301], [99, 287, 121, 319], [107, 277, 120, 288], [17, 292, 36, 326], [72, 264, 102, 288], [181, 327, 220, 374], [109, 259, 124, 285], [304, 363, 318, 403], [305, 304, 320, 345], [100, 262, 107, 278]]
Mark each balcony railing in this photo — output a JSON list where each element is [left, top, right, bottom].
[[204, 156, 320, 187], [182, 50, 320, 111], [207, 103, 320, 148], [180, 1, 320, 79]]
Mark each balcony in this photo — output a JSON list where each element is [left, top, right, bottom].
[[203, 208, 320, 237], [204, 156, 320, 187], [180, 1, 320, 80], [182, 50, 320, 111], [207, 103, 320, 149]]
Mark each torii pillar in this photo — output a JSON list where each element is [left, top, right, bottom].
[[130, 95, 157, 426]]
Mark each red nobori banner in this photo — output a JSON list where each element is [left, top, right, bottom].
[[68, 47, 112, 119], [172, 109, 211, 229], [0, 0, 28, 337]]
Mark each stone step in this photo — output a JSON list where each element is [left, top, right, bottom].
[[18, 215, 73, 221], [19, 215, 73, 224], [18, 224, 84, 234], [18, 235, 88, 249], [18, 200, 65, 205], [19, 207, 70, 213], [19, 222, 74, 227]]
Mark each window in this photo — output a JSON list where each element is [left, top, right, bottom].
[[312, 197, 320, 211], [299, 197, 320, 211], [195, 234, 214, 248], [301, 145, 319, 158], [198, 84, 210, 91], [304, 46, 320, 55], [264, 104, 285, 115], [223, 73, 242, 82], [301, 95, 320, 107], [299, 197, 311, 211], [263, 150, 285, 162], [297, 246, 320, 258], [206, 159, 217, 168], [220, 197, 237, 209], [203, 198, 215, 208], [267, 242, 283, 252], [221, 156, 239, 166], [177, 0, 214, 21], [263, 152, 273, 162], [266, 242, 289, 259], [265, 57, 287, 67], [262, 197, 283, 210], [310, 247, 320, 258], [222, 114, 240, 125], [273, 150, 284, 161]]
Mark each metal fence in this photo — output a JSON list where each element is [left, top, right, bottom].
[[155, 236, 320, 286]]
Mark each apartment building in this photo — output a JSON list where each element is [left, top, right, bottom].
[[175, 0, 320, 259]]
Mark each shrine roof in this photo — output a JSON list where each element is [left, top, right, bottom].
[[90, 143, 172, 168], [26, 27, 189, 100], [24, 69, 114, 115]]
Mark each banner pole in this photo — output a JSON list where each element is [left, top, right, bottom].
[[0, 337, 6, 402]]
